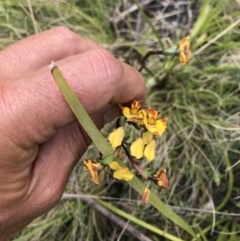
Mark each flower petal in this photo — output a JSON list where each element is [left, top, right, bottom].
[[91, 175, 100, 185], [141, 188, 150, 205], [144, 139, 156, 161], [142, 131, 153, 144], [108, 127, 124, 148], [83, 159, 100, 185], [130, 137, 144, 159], [179, 36, 190, 66], [179, 52, 187, 66], [113, 169, 134, 181], [109, 161, 134, 181], [145, 118, 167, 136], [119, 106, 132, 119], [154, 168, 169, 189], [131, 100, 142, 115], [109, 161, 121, 171]]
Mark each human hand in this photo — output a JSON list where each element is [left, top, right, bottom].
[[0, 27, 145, 240]]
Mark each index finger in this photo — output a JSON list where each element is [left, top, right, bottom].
[[1, 48, 146, 150], [0, 26, 99, 79]]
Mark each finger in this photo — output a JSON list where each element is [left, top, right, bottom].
[[2, 48, 146, 150], [0, 26, 99, 79]]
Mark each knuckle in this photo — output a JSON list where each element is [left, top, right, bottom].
[[52, 26, 74, 37], [51, 26, 78, 44]]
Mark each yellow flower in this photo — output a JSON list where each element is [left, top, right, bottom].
[[145, 118, 167, 136], [83, 159, 101, 185], [119, 100, 144, 125], [144, 139, 156, 161], [109, 161, 134, 181], [108, 127, 124, 148], [130, 137, 144, 159], [141, 109, 168, 136], [141, 188, 150, 205], [179, 36, 190, 66], [153, 168, 169, 189]]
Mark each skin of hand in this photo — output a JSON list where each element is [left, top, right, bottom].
[[0, 26, 146, 240]]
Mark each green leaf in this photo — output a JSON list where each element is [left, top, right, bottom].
[[49, 62, 113, 158], [101, 154, 115, 165]]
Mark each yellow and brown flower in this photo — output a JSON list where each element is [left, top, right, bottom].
[[140, 109, 168, 136], [179, 35, 190, 66], [153, 168, 169, 189], [83, 159, 101, 185], [119, 100, 144, 125]]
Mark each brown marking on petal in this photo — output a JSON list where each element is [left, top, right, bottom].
[[130, 117, 144, 125], [131, 100, 142, 114], [145, 108, 160, 125], [160, 117, 168, 124], [146, 108, 156, 117]]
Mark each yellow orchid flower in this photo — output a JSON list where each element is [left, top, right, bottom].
[[179, 36, 190, 66], [141, 188, 150, 205], [141, 109, 168, 136], [153, 168, 169, 189], [83, 159, 101, 185], [108, 126, 124, 148], [145, 118, 168, 136], [109, 161, 134, 181], [119, 100, 144, 125]]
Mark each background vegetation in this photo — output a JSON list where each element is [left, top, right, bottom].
[[1, 0, 239, 240]]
